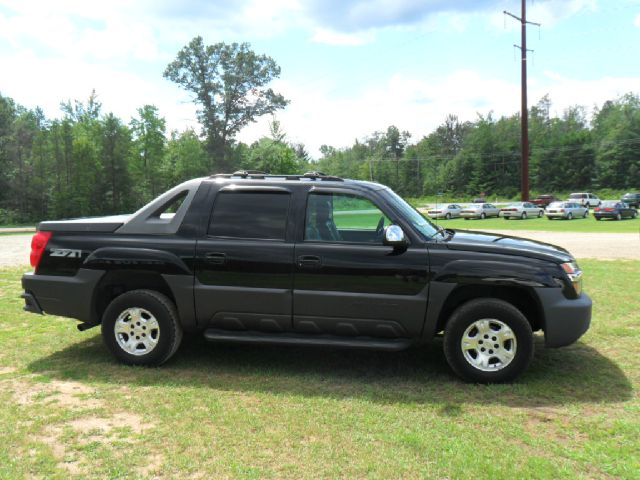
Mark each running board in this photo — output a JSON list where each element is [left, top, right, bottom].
[[203, 329, 413, 352]]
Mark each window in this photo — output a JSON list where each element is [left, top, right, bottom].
[[305, 192, 389, 243], [209, 191, 290, 240], [151, 190, 188, 221]]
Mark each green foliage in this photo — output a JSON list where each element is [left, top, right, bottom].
[[163, 36, 288, 171]]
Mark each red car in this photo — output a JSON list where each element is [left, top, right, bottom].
[[531, 195, 559, 208]]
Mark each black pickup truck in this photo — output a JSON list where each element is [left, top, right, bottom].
[[21, 172, 591, 382]]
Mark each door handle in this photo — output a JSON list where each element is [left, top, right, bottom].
[[298, 255, 321, 268], [204, 252, 226, 265]]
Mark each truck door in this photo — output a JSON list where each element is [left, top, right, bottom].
[[194, 187, 295, 332], [292, 189, 428, 338]]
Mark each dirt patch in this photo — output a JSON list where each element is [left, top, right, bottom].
[[7, 378, 102, 409], [0, 366, 17, 375]]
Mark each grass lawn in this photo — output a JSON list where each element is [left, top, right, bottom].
[[428, 215, 640, 233], [1, 262, 638, 478]]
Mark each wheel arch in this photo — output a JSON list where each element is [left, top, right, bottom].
[[433, 284, 544, 335]]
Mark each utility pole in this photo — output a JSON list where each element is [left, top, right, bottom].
[[504, 1, 540, 202]]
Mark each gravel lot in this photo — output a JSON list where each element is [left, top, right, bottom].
[[1, 230, 639, 267]]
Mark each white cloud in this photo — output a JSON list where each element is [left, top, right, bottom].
[[634, 14, 640, 27], [238, 69, 640, 158]]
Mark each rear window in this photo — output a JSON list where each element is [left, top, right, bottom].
[[208, 191, 290, 240], [601, 201, 619, 207]]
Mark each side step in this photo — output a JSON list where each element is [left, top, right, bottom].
[[203, 329, 413, 352]]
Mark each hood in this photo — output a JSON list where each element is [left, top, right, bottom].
[[441, 229, 573, 263]]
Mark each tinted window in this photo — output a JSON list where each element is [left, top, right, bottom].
[[209, 191, 290, 240], [305, 192, 389, 242]]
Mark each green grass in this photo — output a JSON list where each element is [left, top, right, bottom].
[[429, 215, 640, 233], [1, 262, 638, 478]]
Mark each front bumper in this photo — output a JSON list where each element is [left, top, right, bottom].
[[536, 288, 592, 347], [545, 212, 568, 218], [21, 269, 105, 323]]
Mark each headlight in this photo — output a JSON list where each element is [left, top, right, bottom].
[[561, 261, 583, 295]]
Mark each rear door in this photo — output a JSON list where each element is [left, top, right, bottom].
[[292, 188, 429, 338], [194, 187, 295, 332]]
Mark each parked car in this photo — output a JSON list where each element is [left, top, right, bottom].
[[545, 202, 589, 220], [21, 171, 592, 383], [568, 192, 601, 208], [460, 203, 500, 219], [621, 192, 640, 208], [499, 202, 544, 220], [593, 201, 638, 221], [427, 204, 463, 219], [531, 195, 559, 209]]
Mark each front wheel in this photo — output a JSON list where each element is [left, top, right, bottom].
[[445, 213, 451, 220], [480, 213, 486, 219], [443, 299, 534, 383], [567, 213, 573, 220], [101, 289, 183, 366], [583, 210, 588, 218], [521, 212, 527, 219]]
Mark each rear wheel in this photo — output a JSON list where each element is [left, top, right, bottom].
[[616, 213, 622, 221], [101, 289, 183, 366], [583, 210, 588, 218], [480, 213, 486, 219], [443, 299, 534, 383], [538, 210, 543, 218]]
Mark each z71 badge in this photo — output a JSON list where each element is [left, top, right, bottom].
[[50, 248, 82, 258]]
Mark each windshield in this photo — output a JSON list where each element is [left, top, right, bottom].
[[601, 201, 618, 207], [381, 188, 438, 239], [548, 202, 564, 208]]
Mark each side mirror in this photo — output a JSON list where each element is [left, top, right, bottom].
[[383, 225, 408, 248]]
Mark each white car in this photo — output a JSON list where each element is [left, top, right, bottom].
[[427, 204, 463, 219], [546, 201, 589, 220], [460, 203, 500, 219], [499, 202, 544, 220], [568, 192, 601, 208]]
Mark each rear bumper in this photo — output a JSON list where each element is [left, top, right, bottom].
[[535, 288, 592, 348], [21, 269, 105, 323]]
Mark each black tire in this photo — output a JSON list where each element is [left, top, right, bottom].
[[616, 213, 622, 221], [547, 216, 553, 220], [567, 213, 573, 220], [596, 216, 601, 221], [538, 210, 543, 218], [521, 212, 527, 219], [633, 211, 638, 219], [101, 289, 183, 366], [504, 216, 509, 220], [480, 213, 486, 219], [443, 298, 534, 383], [583, 210, 588, 218], [445, 213, 451, 220]]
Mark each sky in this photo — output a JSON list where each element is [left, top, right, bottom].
[[0, 0, 639, 157]]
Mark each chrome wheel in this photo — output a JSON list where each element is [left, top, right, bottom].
[[114, 307, 160, 356], [461, 319, 517, 372]]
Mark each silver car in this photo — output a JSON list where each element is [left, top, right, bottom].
[[460, 203, 500, 219], [427, 204, 463, 219], [545, 201, 589, 220], [499, 202, 544, 220]]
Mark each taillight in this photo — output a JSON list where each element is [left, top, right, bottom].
[[30, 231, 52, 269], [594, 208, 600, 212], [559, 209, 565, 212], [604, 208, 614, 212]]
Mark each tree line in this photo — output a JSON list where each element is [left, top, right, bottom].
[[316, 93, 640, 199], [0, 35, 639, 223]]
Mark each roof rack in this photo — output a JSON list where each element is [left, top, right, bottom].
[[209, 171, 344, 182]]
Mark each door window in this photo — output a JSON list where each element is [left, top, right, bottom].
[[304, 192, 389, 243], [208, 191, 290, 240]]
